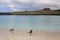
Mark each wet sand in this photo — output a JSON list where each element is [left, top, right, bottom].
[[0, 30, 60, 40]]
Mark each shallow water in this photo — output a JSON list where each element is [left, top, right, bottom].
[[0, 15, 60, 32]]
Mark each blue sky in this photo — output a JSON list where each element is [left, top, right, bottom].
[[0, 16, 60, 32], [0, 0, 60, 12]]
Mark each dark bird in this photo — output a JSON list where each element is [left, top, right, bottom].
[[9, 28, 15, 34], [29, 29, 33, 36], [9, 28, 14, 31]]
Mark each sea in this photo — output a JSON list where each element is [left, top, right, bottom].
[[0, 15, 60, 32]]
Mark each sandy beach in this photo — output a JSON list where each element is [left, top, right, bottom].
[[0, 29, 60, 40]]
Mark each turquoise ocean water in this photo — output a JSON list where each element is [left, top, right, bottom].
[[0, 15, 60, 32]]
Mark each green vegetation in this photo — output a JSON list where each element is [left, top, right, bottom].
[[12, 8, 60, 15], [0, 8, 60, 15]]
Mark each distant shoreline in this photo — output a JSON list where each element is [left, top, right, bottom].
[[0, 8, 60, 15], [0, 13, 60, 15]]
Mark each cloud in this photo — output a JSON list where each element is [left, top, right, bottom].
[[0, 0, 60, 12], [16, 0, 32, 3], [0, 0, 12, 3], [13, 0, 60, 10]]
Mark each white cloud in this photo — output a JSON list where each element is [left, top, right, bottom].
[[16, 0, 32, 3], [16, 0, 60, 10], [0, 0, 12, 3], [0, 0, 60, 11]]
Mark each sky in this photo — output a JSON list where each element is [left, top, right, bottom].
[[0, 0, 60, 12], [0, 16, 60, 32]]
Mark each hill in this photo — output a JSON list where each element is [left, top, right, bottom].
[[12, 8, 60, 15], [0, 8, 60, 15]]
